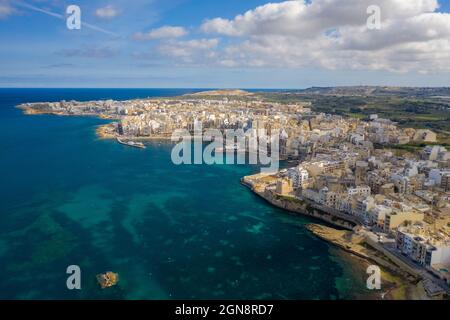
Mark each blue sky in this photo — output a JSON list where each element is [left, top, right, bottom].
[[0, 0, 450, 88]]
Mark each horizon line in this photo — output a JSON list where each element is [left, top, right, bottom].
[[1, 85, 450, 90]]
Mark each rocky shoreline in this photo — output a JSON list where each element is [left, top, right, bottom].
[[241, 173, 442, 300], [241, 175, 357, 230], [305, 224, 430, 300]]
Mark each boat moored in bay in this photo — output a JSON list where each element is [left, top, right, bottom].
[[116, 137, 146, 149]]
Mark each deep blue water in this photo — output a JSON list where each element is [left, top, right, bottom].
[[0, 88, 372, 300]]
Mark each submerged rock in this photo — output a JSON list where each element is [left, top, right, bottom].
[[96, 272, 119, 289]]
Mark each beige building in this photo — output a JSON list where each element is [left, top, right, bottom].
[[413, 129, 437, 143], [441, 173, 450, 192], [384, 211, 424, 232], [379, 183, 395, 195], [276, 178, 293, 195]]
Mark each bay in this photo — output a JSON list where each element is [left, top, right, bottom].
[[0, 88, 375, 300]]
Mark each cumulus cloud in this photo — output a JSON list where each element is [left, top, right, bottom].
[[197, 0, 450, 73], [95, 5, 120, 19], [133, 26, 188, 40]]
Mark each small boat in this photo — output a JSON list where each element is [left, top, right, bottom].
[[96, 271, 119, 289], [117, 137, 146, 149]]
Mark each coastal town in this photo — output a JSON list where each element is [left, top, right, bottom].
[[18, 89, 450, 299]]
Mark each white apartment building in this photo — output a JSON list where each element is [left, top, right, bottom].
[[353, 196, 375, 220], [347, 186, 371, 197], [287, 166, 309, 189], [367, 205, 392, 227], [397, 224, 450, 268]]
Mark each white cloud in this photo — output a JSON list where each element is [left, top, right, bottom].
[[95, 5, 120, 19], [198, 0, 450, 73], [201, 0, 440, 37], [133, 26, 188, 40], [0, 1, 14, 19], [156, 39, 219, 63]]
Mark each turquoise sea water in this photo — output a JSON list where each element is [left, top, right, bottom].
[[0, 89, 374, 300]]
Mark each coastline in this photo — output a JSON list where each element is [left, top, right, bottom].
[[330, 246, 429, 300], [17, 104, 447, 300], [241, 174, 358, 230], [305, 224, 430, 300], [241, 173, 441, 300], [96, 124, 174, 141]]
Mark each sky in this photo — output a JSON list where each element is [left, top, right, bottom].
[[0, 0, 450, 88]]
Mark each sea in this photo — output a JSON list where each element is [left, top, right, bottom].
[[0, 88, 377, 299]]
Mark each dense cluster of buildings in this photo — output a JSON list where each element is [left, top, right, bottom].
[[116, 98, 311, 139], [268, 116, 449, 284]]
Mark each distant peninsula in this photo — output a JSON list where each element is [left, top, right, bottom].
[[186, 89, 253, 97]]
